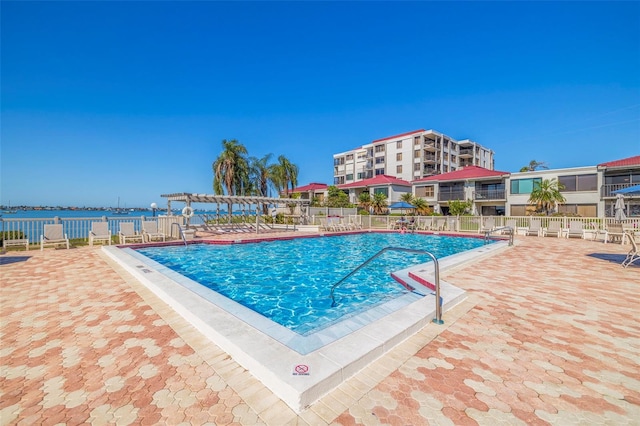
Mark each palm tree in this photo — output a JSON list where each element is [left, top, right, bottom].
[[271, 155, 299, 197], [372, 192, 388, 215], [358, 192, 372, 213], [528, 178, 566, 214], [411, 197, 431, 215], [520, 160, 549, 172], [249, 154, 274, 197], [400, 193, 414, 204], [212, 139, 249, 195]]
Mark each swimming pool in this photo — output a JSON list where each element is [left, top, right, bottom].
[[103, 231, 507, 412], [135, 233, 489, 335]]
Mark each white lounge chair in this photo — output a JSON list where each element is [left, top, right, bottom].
[[118, 222, 144, 244], [479, 217, 495, 234], [41, 224, 70, 250], [141, 220, 166, 242], [89, 222, 111, 246], [420, 217, 433, 231], [503, 219, 517, 235], [543, 221, 562, 238], [525, 219, 542, 236], [621, 231, 639, 268], [434, 218, 446, 231], [566, 221, 584, 239]]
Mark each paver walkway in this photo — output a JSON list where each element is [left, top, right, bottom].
[[1, 234, 638, 425]]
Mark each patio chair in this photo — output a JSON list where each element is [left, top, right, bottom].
[[420, 217, 433, 231], [621, 231, 639, 268], [603, 223, 625, 244], [525, 219, 542, 236], [503, 219, 517, 235], [89, 222, 111, 246], [543, 221, 562, 238], [434, 218, 446, 231], [40, 224, 69, 250], [118, 222, 144, 244], [566, 221, 584, 239], [141, 220, 166, 242], [479, 217, 495, 234]]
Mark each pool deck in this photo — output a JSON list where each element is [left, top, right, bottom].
[[1, 232, 639, 425]]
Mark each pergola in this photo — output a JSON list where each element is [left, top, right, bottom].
[[160, 192, 311, 224]]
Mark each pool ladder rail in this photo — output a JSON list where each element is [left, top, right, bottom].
[[483, 226, 514, 246], [329, 247, 444, 325], [171, 222, 188, 247]]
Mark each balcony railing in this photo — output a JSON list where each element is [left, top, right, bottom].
[[474, 189, 506, 200], [601, 183, 636, 198], [438, 190, 466, 202]]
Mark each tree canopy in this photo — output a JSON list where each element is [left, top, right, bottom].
[[528, 178, 566, 214]]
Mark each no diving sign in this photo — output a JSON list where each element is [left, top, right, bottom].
[[292, 364, 310, 376]]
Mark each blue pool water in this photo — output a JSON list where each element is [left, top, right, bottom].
[[136, 233, 489, 335]]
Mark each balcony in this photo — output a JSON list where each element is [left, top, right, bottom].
[[423, 142, 440, 152], [423, 155, 437, 164], [458, 148, 474, 158], [474, 189, 506, 200], [601, 183, 637, 198], [438, 190, 466, 202]]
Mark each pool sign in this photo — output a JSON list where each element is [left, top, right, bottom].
[[292, 364, 310, 376]]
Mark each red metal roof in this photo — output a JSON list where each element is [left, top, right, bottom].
[[371, 129, 425, 144], [338, 174, 412, 189], [292, 183, 328, 192], [597, 155, 640, 168], [412, 166, 510, 183]]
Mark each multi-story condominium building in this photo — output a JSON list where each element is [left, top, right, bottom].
[[333, 129, 494, 186]]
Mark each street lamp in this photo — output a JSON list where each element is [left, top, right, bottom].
[[150, 202, 157, 217]]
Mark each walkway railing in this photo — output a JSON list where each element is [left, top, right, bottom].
[[329, 247, 444, 324]]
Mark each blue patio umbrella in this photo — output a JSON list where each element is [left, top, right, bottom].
[[389, 201, 415, 214], [613, 184, 640, 195]]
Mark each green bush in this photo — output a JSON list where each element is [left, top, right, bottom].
[[0, 230, 26, 242]]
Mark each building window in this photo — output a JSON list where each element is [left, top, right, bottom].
[[375, 157, 385, 164], [357, 172, 365, 180], [510, 178, 542, 194], [334, 176, 345, 185], [415, 185, 434, 197], [374, 188, 388, 197], [375, 168, 385, 175], [510, 205, 527, 216], [333, 157, 345, 166], [396, 165, 402, 174], [396, 153, 402, 161], [414, 162, 421, 171], [396, 141, 402, 149], [558, 174, 597, 192], [345, 154, 354, 161], [558, 204, 597, 217], [346, 174, 353, 181], [375, 144, 385, 153]]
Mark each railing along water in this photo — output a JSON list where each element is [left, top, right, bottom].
[[329, 247, 444, 325]]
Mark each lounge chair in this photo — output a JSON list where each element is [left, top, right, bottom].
[[603, 223, 625, 244], [479, 217, 495, 234], [621, 231, 639, 268], [41, 224, 70, 250], [502, 219, 517, 235], [141, 220, 166, 242], [118, 222, 144, 244], [420, 217, 433, 231], [434, 218, 446, 231], [566, 221, 584, 239], [89, 222, 111, 246], [525, 219, 542, 236], [543, 221, 562, 238]]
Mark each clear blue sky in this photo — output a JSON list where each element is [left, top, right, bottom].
[[2, 1, 639, 208]]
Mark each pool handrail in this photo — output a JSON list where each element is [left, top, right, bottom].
[[484, 226, 514, 246], [329, 246, 443, 324], [171, 222, 188, 246]]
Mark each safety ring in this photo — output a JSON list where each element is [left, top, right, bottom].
[[182, 206, 194, 218]]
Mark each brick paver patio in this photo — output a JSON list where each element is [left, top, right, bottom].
[[1, 234, 638, 425]]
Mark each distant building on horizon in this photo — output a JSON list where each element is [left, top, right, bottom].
[[332, 129, 495, 186]]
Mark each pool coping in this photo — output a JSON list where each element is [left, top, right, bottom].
[[102, 234, 510, 412]]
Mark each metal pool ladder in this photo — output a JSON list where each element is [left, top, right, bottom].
[[171, 222, 188, 247], [329, 247, 444, 325], [484, 226, 514, 246]]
